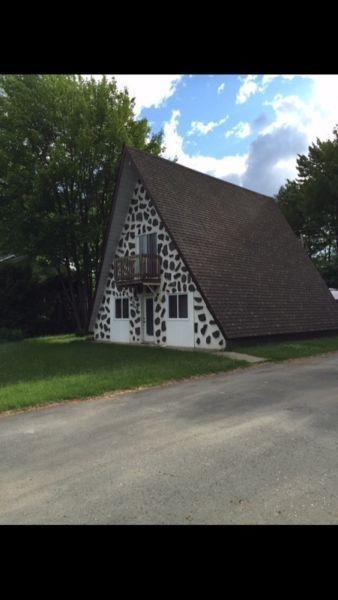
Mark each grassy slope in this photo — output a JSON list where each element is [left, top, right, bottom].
[[237, 335, 338, 361], [0, 335, 246, 413]]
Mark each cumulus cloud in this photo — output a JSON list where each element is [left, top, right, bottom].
[[217, 82, 225, 94], [164, 77, 338, 197], [163, 110, 247, 180], [84, 74, 182, 117], [236, 75, 260, 104], [236, 74, 296, 105], [251, 112, 272, 132], [188, 116, 228, 136], [113, 75, 182, 117], [225, 121, 251, 139], [85, 75, 338, 198], [242, 126, 308, 196], [237, 76, 338, 195]]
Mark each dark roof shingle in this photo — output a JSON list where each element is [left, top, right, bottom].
[[126, 146, 338, 339]]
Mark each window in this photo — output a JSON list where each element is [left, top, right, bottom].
[[178, 293, 188, 318], [169, 294, 177, 318], [139, 232, 157, 255], [168, 294, 188, 319], [115, 297, 129, 319], [123, 298, 129, 319], [115, 298, 121, 319]]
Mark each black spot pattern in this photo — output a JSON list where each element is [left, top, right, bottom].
[[94, 179, 226, 349]]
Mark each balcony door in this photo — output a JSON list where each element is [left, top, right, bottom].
[[139, 232, 157, 256], [143, 295, 154, 343], [138, 233, 158, 279]]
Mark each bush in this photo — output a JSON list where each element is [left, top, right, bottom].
[[0, 327, 25, 342]]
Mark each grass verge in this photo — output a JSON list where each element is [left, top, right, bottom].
[[0, 335, 247, 413], [236, 334, 338, 362]]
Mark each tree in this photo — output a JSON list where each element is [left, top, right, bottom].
[[0, 258, 75, 336], [0, 75, 164, 333], [276, 126, 338, 287]]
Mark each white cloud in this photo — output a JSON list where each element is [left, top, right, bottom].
[[163, 110, 247, 181], [114, 75, 182, 117], [240, 76, 338, 195], [242, 126, 308, 196], [236, 75, 260, 104], [217, 82, 225, 94], [163, 77, 338, 197], [84, 74, 182, 117], [188, 116, 228, 136], [261, 75, 295, 86], [236, 74, 296, 104], [263, 77, 338, 145], [225, 121, 251, 139]]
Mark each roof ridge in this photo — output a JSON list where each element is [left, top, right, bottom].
[[125, 145, 274, 202]]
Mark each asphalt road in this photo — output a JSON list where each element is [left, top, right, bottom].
[[1, 354, 338, 524]]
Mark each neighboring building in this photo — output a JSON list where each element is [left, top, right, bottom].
[[89, 146, 338, 349], [330, 289, 338, 301]]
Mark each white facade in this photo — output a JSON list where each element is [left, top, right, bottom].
[[94, 180, 226, 350]]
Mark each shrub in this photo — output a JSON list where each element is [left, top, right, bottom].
[[0, 327, 25, 342]]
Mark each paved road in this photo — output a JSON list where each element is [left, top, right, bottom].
[[1, 355, 338, 524]]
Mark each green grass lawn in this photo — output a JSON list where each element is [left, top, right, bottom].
[[237, 334, 338, 362], [0, 335, 246, 413]]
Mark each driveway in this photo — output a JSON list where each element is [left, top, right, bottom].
[[0, 354, 337, 524]]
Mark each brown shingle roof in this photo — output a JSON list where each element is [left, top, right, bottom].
[[126, 146, 338, 340]]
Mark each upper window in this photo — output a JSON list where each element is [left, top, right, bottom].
[[115, 297, 129, 319], [168, 294, 188, 319], [139, 232, 157, 255]]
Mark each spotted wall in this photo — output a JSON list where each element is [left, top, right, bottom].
[[94, 180, 226, 349]]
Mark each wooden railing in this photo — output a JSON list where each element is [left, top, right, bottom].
[[113, 255, 161, 285]]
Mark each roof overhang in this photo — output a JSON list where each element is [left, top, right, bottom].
[[89, 149, 139, 332]]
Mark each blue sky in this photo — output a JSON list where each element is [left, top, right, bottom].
[[111, 75, 338, 196]]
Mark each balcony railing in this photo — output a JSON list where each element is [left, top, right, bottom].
[[113, 254, 161, 286]]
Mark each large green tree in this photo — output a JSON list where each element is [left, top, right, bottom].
[[276, 126, 338, 287], [0, 75, 164, 333]]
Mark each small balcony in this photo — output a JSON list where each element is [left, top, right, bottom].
[[113, 254, 161, 286]]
